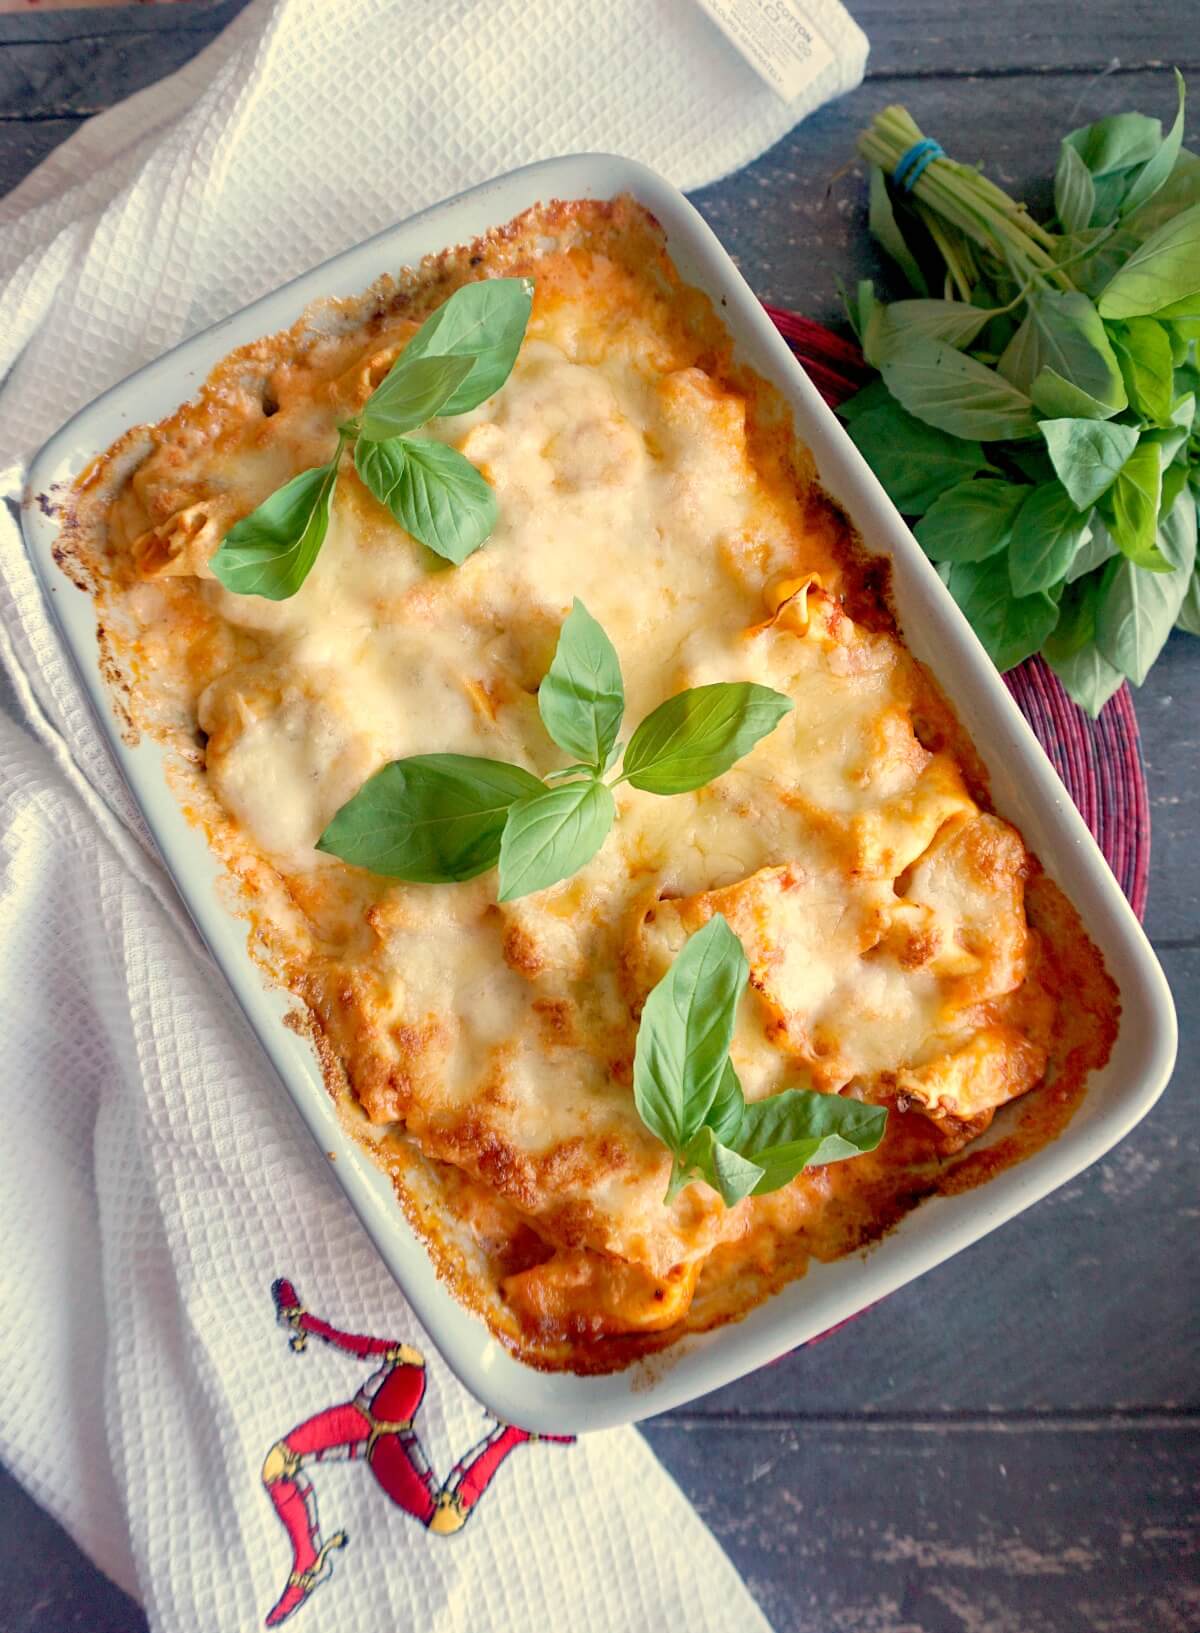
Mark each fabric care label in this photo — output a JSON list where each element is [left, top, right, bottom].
[[693, 0, 836, 101]]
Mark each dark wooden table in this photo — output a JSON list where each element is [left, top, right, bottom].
[[2, 5, 1196, 1630]]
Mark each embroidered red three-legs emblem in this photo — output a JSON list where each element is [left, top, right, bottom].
[[260, 1279, 573, 1626]]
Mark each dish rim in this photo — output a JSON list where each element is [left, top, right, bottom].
[[20, 152, 1177, 1433]]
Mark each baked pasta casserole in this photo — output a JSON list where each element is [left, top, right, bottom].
[[56, 197, 1118, 1371]]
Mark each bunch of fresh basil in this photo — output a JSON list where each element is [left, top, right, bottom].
[[210, 278, 533, 598], [847, 70, 1200, 714], [317, 599, 793, 901], [633, 914, 887, 1205]]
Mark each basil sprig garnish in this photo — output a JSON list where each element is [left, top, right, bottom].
[[632, 915, 888, 1206], [317, 599, 793, 900], [210, 277, 533, 598], [208, 429, 349, 601]]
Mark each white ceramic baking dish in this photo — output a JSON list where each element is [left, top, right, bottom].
[[22, 154, 1177, 1434]]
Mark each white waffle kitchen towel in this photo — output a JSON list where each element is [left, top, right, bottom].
[[0, 1, 868, 1627]]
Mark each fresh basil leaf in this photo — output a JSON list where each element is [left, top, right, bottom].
[[1091, 172, 1132, 229], [632, 914, 749, 1154], [1031, 369, 1122, 421], [1039, 418, 1140, 510], [1047, 639, 1127, 717], [1176, 360, 1200, 408], [316, 753, 541, 881], [1055, 141, 1097, 234], [1098, 201, 1200, 319], [399, 276, 533, 414], [356, 435, 497, 564], [998, 290, 1126, 418], [842, 278, 877, 345], [847, 399, 987, 513], [914, 479, 1028, 564], [855, 281, 882, 358], [1100, 440, 1168, 569], [211, 452, 341, 600], [868, 165, 928, 294], [359, 353, 475, 441], [537, 599, 624, 772], [1005, 445, 1058, 486], [945, 556, 1061, 672], [496, 779, 614, 902], [622, 683, 793, 795], [1125, 148, 1200, 241], [1120, 70, 1187, 218], [1072, 222, 1145, 296], [1096, 490, 1197, 682], [672, 1125, 764, 1207], [1043, 574, 1101, 661], [1170, 387, 1196, 428], [732, 1089, 887, 1196], [870, 298, 992, 360], [1144, 431, 1188, 481], [705, 1057, 747, 1146], [880, 336, 1039, 442], [1177, 566, 1200, 634], [1064, 111, 1162, 182], [1066, 514, 1119, 581], [1109, 317, 1176, 422], [836, 378, 893, 424], [1160, 459, 1191, 520], [1008, 482, 1093, 595]]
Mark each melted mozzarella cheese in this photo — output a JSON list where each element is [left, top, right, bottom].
[[86, 204, 1088, 1357]]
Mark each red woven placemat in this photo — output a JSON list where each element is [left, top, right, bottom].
[[765, 304, 1150, 922]]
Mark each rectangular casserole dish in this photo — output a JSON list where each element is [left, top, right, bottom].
[[20, 153, 1177, 1433]]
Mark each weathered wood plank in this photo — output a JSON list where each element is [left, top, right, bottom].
[[0, 118, 84, 200], [853, 2, 1199, 77], [641, 1418, 1200, 1633], [0, 1464, 143, 1633], [0, 0, 247, 47], [0, 1, 1193, 118], [1131, 635, 1200, 944], [0, 34, 223, 121]]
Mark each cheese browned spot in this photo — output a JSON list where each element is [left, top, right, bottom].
[[62, 197, 1118, 1372]]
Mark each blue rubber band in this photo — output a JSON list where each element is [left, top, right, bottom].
[[894, 138, 944, 192]]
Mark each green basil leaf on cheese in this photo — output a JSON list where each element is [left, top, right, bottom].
[[496, 779, 615, 902], [399, 276, 533, 415], [317, 754, 542, 881], [670, 1125, 764, 1207], [359, 353, 475, 441], [633, 914, 749, 1157], [210, 446, 342, 601], [538, 599, 625, 772], [622, 683, 793, 795], [733, 1088, 889, 1196], [356, 434, 497, 564]]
